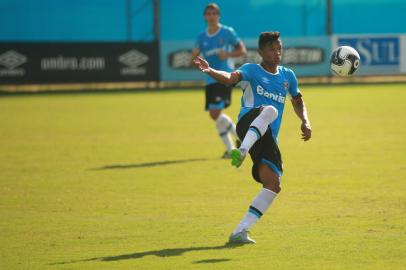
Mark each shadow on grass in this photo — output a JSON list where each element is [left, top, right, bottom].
[[51, 243, 243, 265], [194, 258, 232, 264], [91, 158, 217, 170]]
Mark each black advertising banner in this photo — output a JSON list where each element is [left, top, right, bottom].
[[0, 42, 159, 84]]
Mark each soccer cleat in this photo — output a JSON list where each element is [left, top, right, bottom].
[[230, 148, 246, 168], [221, 151, 232, 159], [228, 230, 256, 244]]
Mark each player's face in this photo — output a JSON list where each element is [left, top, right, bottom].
[[259, 39, 283, 66], [204, 9, 219, 26]]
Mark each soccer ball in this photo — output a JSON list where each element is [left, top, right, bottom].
[[330, 46, 360, 77]]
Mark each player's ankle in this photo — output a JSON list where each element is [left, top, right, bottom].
[[239, 148, 248, 156]]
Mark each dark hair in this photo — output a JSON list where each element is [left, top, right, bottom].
[[204, 3, 220, 15], [258, 31, 281, 49]]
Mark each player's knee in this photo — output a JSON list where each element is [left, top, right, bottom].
[[262, 179, 281, 193], [261, 106, 278, 123], [274, 184, 281, 193], [262, 184, 281, 194], [259, 168, 281, 193], [209, 110, 221, 120]]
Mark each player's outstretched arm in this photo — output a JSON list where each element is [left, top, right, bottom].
[[192, 56, 241, 85], [291, 95, 312, 141]]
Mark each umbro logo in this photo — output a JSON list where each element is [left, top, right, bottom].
[[0, 50, 27, 69], [0, 50, 26, 77], [118, 50, 148, 75], [119, 50, 149, 68]]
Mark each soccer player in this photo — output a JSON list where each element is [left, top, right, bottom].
[[191, 3, 247, 158], [193, 31, 312, 244]]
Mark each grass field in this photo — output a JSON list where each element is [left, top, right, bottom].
[[0, 83, 405, 270]]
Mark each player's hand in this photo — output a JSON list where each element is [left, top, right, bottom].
[[193, 56, 210, 73], [229, 71, 241, 84], [301, 122, 312, 141], [218, 50, 228, 60]]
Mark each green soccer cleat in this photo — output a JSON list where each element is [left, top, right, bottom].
[[228, 230, 256, 244], [230, 148, 246, 168]]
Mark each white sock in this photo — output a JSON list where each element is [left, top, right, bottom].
[[240, 106, 278, 153], [220, 114, 238, 140], [220, 133, 233, 152], [233, 188, 277, 234], [216, 114, 236, 152], [229, 123, 238, 140]]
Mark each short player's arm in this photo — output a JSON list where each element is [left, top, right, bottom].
[[291, 94, 312, 141], [193, 56, 241, 85]]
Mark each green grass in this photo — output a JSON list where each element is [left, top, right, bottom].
[[0, 83, 405, 270]]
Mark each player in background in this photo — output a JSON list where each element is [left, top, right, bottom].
[[191, 3, 247, 158], [193, 31, 312, 244]]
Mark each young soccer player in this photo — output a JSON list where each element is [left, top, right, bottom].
[[191, 3, 247, 158], [193, 31, 312, 244]]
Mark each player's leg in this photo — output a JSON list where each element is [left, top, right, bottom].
[[206, 83, 236, 157], [209, 109, 234, 157], [229, 167, 281, 244], [217, 84, 239, 155], [229, 130, 282, 244], [229, 165, 280, 244], [258, 163, 281, 192], [239, 105, 278, 154], [209, 109, 221, 120], [231, 105, 278, 167], [215, 111, 239, 158], [214, 111, 238, 142]]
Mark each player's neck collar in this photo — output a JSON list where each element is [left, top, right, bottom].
[[258, 63, 279, 75], [206, 24, 221, 37]]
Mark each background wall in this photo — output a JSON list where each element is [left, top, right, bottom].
[[1, 0, 405, 83], [0, 0, 405, 42], [0, 0, 154, 41]]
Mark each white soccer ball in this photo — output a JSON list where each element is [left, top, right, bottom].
[[330, 46, 360, 77]]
